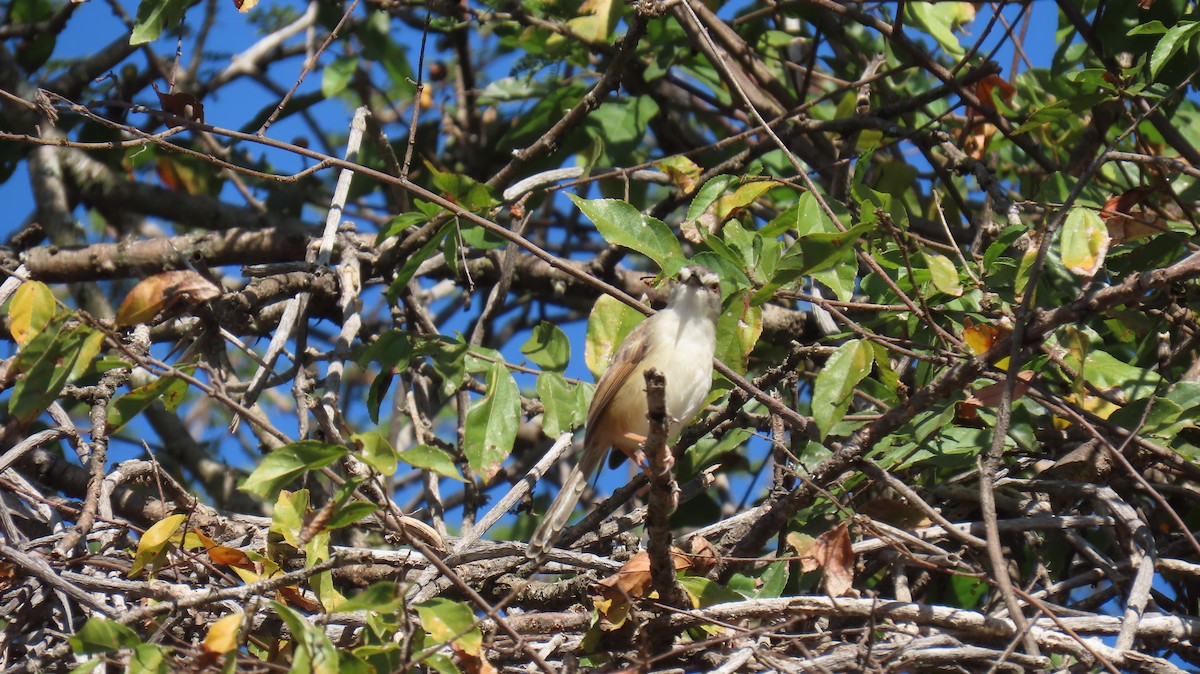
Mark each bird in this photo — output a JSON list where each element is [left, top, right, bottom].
[[528, 265, 722, 558]]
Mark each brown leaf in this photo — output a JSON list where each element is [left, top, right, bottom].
[[969, 370, 1035, 408], [595, 549, 692, 599], [115, 270, 221, 327], [208, 545, 254, 570], [277, 586, 321, 612], [963, 121, 996, 160], [798, 523, 856, 596], [687, 536, 721, 577], [591, 548, 692, 630], [153, 83, 204, 123], [1100, 187, 1161, 244], [975, 74, 1016, 110], [856, 498, 930, 529], [1099, 187, 1154, 221]]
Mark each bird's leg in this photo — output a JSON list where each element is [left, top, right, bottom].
[[619, 432, 650, 467]]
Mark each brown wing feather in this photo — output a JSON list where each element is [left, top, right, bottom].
[[587, 317, 652, 431]]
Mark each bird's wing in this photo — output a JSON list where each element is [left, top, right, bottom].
[[587, 316, 653, 431]]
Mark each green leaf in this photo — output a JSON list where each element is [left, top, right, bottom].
[[904, 1, 972, 56], [10, 319, 100, 424], [271, 489, 309, 548], [397, 444, 466, 482], [387, 224, 452, 301], [677, 575, 746, 607], [352, 430, 399, 475], [107, 375, 188, 434], [922, 248, 963, 296], [376, 212, 428, 245], [128, 643, 169, 674], [321, 56, 359, 98], [1150, 21, 1200, 80], [585, 294, 645, 379], [1060, 207, 1109, 277], [715, 300, 761, 374], [325, 502, 378, 530], [536, 371, 584, 437], [359, 330, 413, 423], [521, 321, 570, 372], [463, 362, 520, 481], [273, 601, 339, 674], [422, 336, 469, 399], [70, 617, 142, 654], [416, 598, 481, 649], [687, 175, 738, 223], [240, 441, 348, 499], [424, 161, 499, 212], [1014, 100, 1074, 135], [812, 339, 874, 438], [338, 582, 405, 614], [950, 574, 988, 609], [569, 194, 684, 275], [1014, 246, 1037, 296], [755, 561, 789, 599], [1127, 20, 1168, 36], [130, 0, 189, 45]]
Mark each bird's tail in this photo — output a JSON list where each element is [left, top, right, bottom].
[[527, 437, 607, 560]]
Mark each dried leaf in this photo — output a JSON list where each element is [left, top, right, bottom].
[[277, 586, 322, 612], [687, 536, 721, 576], [592, 549, 692, 629], [115, 270, 221, 327], [153, 84, 204, 123], [964, 121, 996, 160], [208, 545, 254, 570], [1100, 188, 1160, 244], [967, 370, 1035, 408], [975, 74, 1016, 110], [798, 523, 856, 596]]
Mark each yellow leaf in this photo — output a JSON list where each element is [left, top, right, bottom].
[[128, 513, 185, 577], [655, 156, 702, 194], [137, 514, 186, 556], [203, 612, 243, 655], [8, 281, 56, 346]]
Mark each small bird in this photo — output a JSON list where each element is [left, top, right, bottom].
[[528, 266, 722, 558]]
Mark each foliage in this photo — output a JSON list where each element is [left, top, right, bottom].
[[0, 0, 1198, 671]]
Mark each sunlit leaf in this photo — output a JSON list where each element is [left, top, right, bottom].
[[463, 361, 520, 481], [569, 194, 685, 276], [585, 294, 645, 379], [1060, 207, 1109, 277], [521, 321, 570, 372], [922, 248, 963, 296], [811, 339, 873, 438], [202, 612, 242, 655], [398, 444, 466, 482], [240, 442, 347, 499], [8, 281, 55, 346]]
